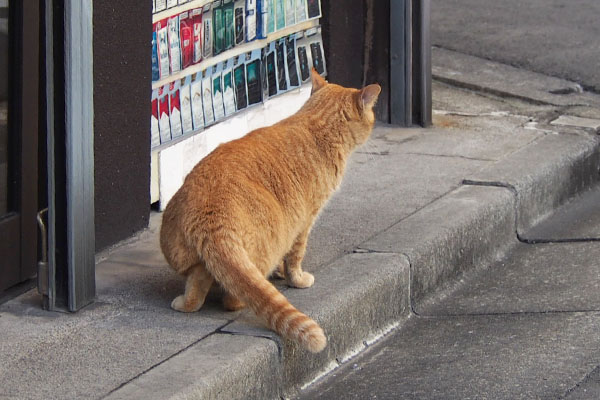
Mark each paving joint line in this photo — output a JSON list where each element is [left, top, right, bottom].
[[100, 327, 229, 399], [216, 325, 285, 360], [562, 365, 600, 399]]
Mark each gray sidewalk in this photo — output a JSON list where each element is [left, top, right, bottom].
[[2, 49, 600, 400]]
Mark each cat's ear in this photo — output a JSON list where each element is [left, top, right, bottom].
[[311, 68, 328, 94], [360, 84, 381, 109]]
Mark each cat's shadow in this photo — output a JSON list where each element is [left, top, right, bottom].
[[96, 260, 290, 319]]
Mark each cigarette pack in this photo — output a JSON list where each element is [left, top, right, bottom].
[[285, 35, 300, 89], [245, 0, 257, 42], [295, 31, 311, 82], [265, 42, 278, 97], [257, 0, 268, 39], [266, 0, 275, 34], [234, 0, 245, 45], [275, 0, 285, 31], [222, 58, 237, 116], [179, 11, 194, 69], [191, 73, 205, 130], [295, 0, 307, 22], [202, 70, 216, 126], [234, 54, 248, 111], [223, 0, 235, 49], [306, 0, 320, 19], [155, 0, 167, 12], [156, 19, 170, 79], [307, 27, 326, 76], [152, 30, 160, 81], [261, 47, 269, 100], [213, 1, 225, 55], [167, 16, 182, 74], [285, 0, 295, 27], [151, 89, 161, 148], [191, 8, 203, 64], [180, 76, 194, 134], [246, 49, 263, 106], [275, 39, 287, 92], [212, 63, 226, 121], [158, 85, 172, 144], [169, 81, 183, 139], [203, 4, 213, 58]]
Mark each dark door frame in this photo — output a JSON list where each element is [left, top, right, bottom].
[[390, 0, 431, 127], [0, 0, 40, 296]]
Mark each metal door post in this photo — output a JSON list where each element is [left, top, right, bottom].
[[63, 0, 95, 311]]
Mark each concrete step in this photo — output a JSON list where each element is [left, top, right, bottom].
[[296, 193, 600, 399], [107, 133, 600, 399]]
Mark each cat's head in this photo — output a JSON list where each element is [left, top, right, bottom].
[[310, 69, 381, 146]]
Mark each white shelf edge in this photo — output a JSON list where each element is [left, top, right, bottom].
[[152, 19, 320, 90], [152, 0, 210, 23]]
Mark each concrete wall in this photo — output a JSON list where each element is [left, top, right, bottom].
[[93, 1, 152, 251]]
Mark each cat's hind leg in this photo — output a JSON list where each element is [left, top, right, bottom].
[[171, 263, 214, 312], [223, 292, 246, 311], [284, 227, 314, 289], [270, 261, 285, 279]]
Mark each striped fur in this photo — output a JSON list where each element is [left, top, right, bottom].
[[160, 69, 381, 353]]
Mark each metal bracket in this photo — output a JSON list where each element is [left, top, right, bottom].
[[37, 208, 49, 296]]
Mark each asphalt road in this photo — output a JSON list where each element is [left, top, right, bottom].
[[431, 0, 600, 93], [297, 186, 600, 399]]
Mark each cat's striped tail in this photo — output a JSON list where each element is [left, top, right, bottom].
[[201, 237, 326, 353]]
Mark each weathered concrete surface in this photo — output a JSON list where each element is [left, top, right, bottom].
[[464, 133, 600, 233], [105, 334, 281, 400], [298, 187, 600, 399], [298, 312, 600, 400], [432, 47, 595, 108], [524, 184, 600, 241], [222, 253, 410, 395], [0, 291, 227, 400], [431, 0, 600, 93], [567, 366, 600, 400], [423, 242, 600, 315], [360, 185, 517, 309]]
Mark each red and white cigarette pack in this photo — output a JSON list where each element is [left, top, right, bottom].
[[151, 89, 161, 148], [179, 11, 194, 70], [158, 85, 172, 144], [169, 81, 183, 139], [180, 76, 194, 134], [191, 8, 203, 64]]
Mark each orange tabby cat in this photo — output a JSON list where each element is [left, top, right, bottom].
[[160, 69, 381, 353]]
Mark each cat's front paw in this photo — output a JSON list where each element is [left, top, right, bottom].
[[171, 295, 201, 312], [289, 271, 315, 289]]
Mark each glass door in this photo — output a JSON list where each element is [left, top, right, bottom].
[[0, 0, 39, 296], [0, 1, 8, 217]]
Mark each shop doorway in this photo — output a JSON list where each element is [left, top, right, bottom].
[[0, 0, 40, 297]]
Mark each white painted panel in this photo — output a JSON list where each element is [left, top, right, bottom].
[[157, 83, 311, 209]]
